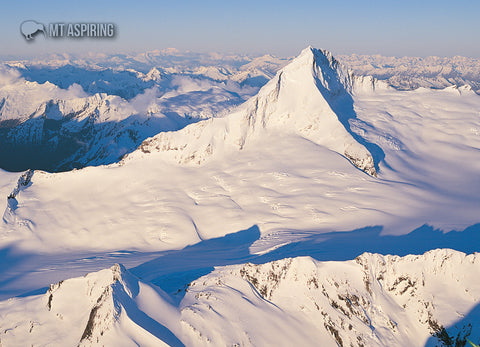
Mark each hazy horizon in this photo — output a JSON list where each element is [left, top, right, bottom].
[[1, 0, 480, 59]]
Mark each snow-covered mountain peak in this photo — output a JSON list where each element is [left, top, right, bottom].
[[144, 67, 162, 82], [288, 46, 385, 95], [129, 47, 377, 175], [295, 45, 334, 64], [27, 263, 138, 346]]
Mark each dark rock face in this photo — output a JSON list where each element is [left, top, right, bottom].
[[0, 117, 87, 172]]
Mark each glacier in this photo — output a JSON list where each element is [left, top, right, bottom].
[[0, 46, 479, 346]]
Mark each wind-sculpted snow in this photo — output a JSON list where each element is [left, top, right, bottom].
[[1, 250, 479, 346]]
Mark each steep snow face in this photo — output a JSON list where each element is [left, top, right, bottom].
[[132, 47, 377, 176], [1, 250, 478, 346], [0, 264, 174, 346]]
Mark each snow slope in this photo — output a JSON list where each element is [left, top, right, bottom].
[[1, 250, 479, 346], [0, 47, 478, 254]]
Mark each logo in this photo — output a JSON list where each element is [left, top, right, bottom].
[[20, 20, 46, 41], [20, 20, 116, 41]]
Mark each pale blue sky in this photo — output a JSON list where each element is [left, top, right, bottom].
[[1, 0, 479, 58]]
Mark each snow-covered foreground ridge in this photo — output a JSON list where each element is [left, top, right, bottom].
[[129, 47, 378, 176], [0, 249, 479, 347]]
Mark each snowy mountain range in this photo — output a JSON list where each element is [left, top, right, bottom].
[[5, 48, 480, 93], [0, 47, 479, 346], [2, 48, 479, 171], [1, 250, 479, 346], [337, 54, 480, 93], [0, 58, 261, 171]]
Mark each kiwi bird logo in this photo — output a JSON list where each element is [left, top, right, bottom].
[[20, 20, 46, 41]]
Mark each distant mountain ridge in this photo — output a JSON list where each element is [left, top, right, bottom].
[[0, 62, 258, 172], [337, 53, 480, 93], [4, 49, 479, 92]]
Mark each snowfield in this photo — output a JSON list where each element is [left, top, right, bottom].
[[0, 47, 479, 346]]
